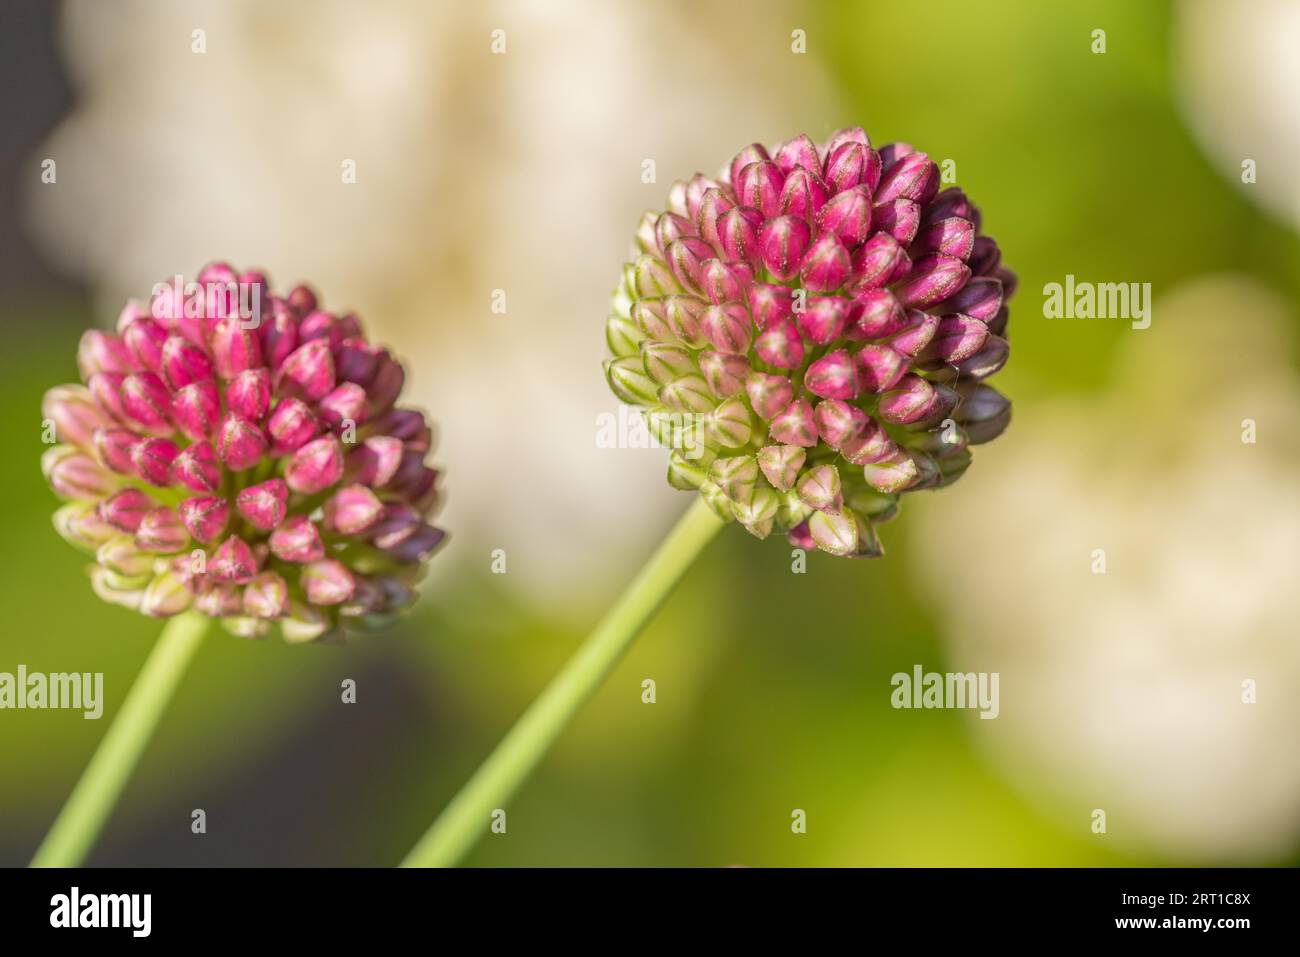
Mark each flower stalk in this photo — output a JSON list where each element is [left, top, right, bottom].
[[31, 611, 210, 868], [402, 497, 724, 867]]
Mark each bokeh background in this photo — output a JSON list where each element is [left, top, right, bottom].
[[2, 0, 1298, 866]]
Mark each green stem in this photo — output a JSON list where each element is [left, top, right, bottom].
[[31, 610, 210, 868], [402, 496, 725, 867]]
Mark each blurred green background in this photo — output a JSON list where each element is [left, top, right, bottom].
[[1, 0, 1297, 866]]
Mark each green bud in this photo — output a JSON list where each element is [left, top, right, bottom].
[[709, 455, 758, 505], [606, 314, 643, 358], [605, 356, 659, 405], [808, 508, 858, 557], [704, 396, 752, 449]]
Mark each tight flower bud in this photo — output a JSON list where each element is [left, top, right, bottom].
[[178, 495, 229, 544], [236, 478, 288, 531]]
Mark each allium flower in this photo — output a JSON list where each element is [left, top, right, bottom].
[[41, 262, 446, 642], [604, 129, 1015, 557]]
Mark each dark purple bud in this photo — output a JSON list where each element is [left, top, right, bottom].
[[335, 337, 382, 386], [259, 301, 299, 371], [920, 315, 990, 364], [896, 254, 970, 309], [914, 216, 974, 260], [287, 284, 317, 314], [888, 309, 940, 358], [872, 199, 921, 245], [365, 354, 405, 416], [922, 187, 974, 224], [876, 151, 938, 205], [955, 384, 1011, 444], [935, 276, 1003, 321], [299, 309, 344, 350], [968, 236, 1001, 276], [347, 435, 404, 486]]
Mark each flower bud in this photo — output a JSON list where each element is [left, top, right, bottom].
[[215, 413, 269, 471], [324, 484, 383, 535], [209, 535, 257, 584], [269, 514, 325, 563], [173, 440, 220, 493], [236, 478, 288, 531], [131, 437, 180, 486], [266, 397, 320, 454], [178, 495, 230, 544], [135, 506, 189, 553], [171, 378, 221, 440], [226, 368, 272, 421], [140, 569, 192, 617], [243, 571, 290, 619], [43, 385, 110, 448]]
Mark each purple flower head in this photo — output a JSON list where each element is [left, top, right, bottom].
[[43, 263, 446, 638], [605, 131, 1014, 557]]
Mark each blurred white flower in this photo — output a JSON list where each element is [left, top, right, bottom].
[[912, 276, 1300, 862], [1176, 0, 1300, 230], [26, 0, 838, 604]]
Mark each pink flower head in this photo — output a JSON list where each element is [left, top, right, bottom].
[[605, 131, 1014, 557], [43, 263, 446, 640]]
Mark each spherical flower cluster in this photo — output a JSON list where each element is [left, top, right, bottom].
[[604, 128, 1014, 556], [42, 262, 445, 641]]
